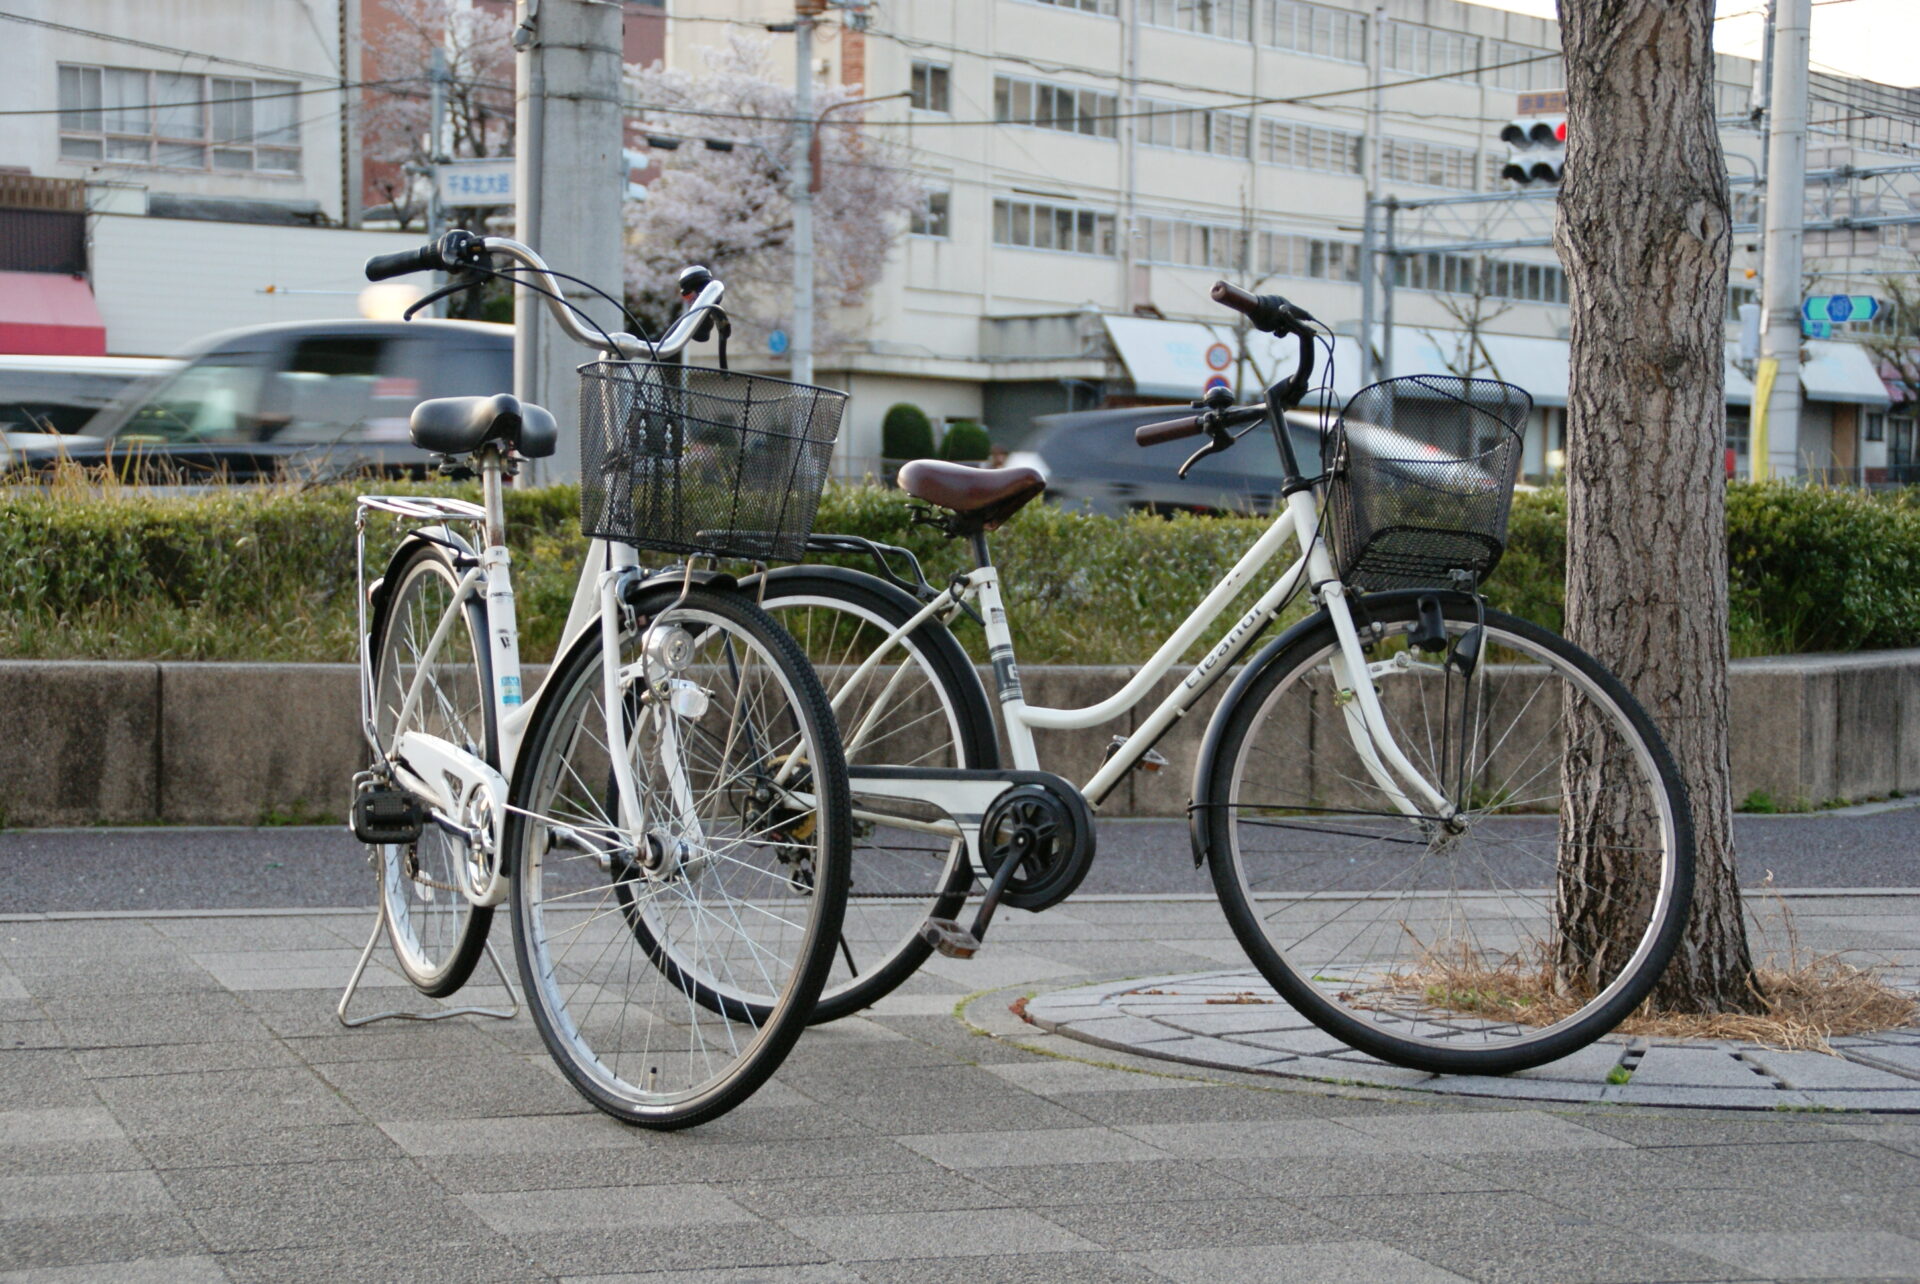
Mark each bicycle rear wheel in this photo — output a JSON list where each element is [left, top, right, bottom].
[[505, 584, 850, 1128], [753, 567, 999, 1021], [368, 542, 495, 996], [1201, 596, 1693, 1075]]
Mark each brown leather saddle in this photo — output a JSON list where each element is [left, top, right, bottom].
[[897, 459, 1046, 536]]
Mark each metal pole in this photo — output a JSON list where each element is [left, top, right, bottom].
[[427, 48, 448, 243], [426, 47, 449, 316], [791, 6, 816, 389], [1757, 0, 1809, 482], [1357, 4, 1385, 386], [1381, 199, 1396, 382]]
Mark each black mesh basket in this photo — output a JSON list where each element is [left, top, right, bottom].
[[578, 361, 846, 562], [1321, 374, 1531, 592]]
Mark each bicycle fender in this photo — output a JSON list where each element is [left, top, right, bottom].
[[366, 526, 480, 654], [1185, 589, 1479, 867]]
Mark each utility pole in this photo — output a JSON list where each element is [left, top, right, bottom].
[[512, 0, 625, 484], [425, 47, 450, 316], [1755, 0, 1809, 482], [1357, 4, 1385, 387], [790, 1, 821, 390], [427, 47, 449, 244]]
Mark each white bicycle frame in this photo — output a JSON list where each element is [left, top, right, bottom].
[[833, 475, 1455, 859], [354, 237, 727, 909]]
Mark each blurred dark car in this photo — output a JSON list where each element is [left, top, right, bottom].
[[6, 319, 512, 483], [0, 354, 178, 466], [1006, 404, 1329, 517]]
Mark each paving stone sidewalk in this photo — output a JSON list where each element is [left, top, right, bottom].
[[3, 893, 1919, 1282]]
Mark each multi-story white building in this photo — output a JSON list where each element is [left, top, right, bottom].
[[658, 0, 1920, 483], [0, 1, 422, 356]]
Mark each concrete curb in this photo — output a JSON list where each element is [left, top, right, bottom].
[[4, 650, 1919, 825]]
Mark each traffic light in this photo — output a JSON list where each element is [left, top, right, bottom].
[[1499, 115, 1566, 185]]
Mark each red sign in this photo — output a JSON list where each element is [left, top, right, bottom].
[[1205, 342, 1233, 372]]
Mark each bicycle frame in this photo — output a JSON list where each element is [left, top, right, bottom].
[[353, 236, 728, 906], [832, 480, 1453, 842]]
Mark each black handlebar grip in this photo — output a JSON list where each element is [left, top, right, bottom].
[[1135, 415, 1203, 447], [365, 244, 443, 282], [1210, 280, 1316, 336], [1211, 280, 1263, 319]]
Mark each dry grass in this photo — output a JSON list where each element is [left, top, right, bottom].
[[1379, 879, 1918, 1054]]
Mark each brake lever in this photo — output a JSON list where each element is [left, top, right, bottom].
[[403, 266, 488, 321], [1176, 407, 1238, 479]]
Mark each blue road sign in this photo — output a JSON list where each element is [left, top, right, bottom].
[[1203, 374, 1231, 393], [768, 329, 790, 356], [1802, 295, 1882, 324], [1803, 319, 1834, 340]]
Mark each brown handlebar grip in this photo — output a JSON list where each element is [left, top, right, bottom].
[[1211, 280, 1261, 317], [1135, 415, 1203, 447]]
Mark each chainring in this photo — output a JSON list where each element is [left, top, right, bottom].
[[978, 782, 1095, 912]]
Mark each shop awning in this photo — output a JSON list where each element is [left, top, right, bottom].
[[1103, 315, 1365, 403], [1377, 328, 1570, 406], [1800, 339, 1891, 408], [0, 271, 106, 356]]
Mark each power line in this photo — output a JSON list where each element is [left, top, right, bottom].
[[0, 11, 343, 82], [622, 52, 1561, 131], [0, 78, 406, 118]]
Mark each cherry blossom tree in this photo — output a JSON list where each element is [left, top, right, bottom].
[[622, 33, 924, 349], [361, 0, 516, 233]]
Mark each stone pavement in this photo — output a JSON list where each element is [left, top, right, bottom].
[[3, 893, 1919, 1282]]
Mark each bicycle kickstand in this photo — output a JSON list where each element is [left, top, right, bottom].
[[335, 912, 520, 1028]]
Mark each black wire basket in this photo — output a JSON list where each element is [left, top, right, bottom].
[[1320, 374, 1531, 592], [578, 361, 846, 562]]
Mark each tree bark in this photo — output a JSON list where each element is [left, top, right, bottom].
[[1555, 0, 1758, 1011]]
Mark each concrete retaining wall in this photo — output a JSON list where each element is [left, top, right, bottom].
[[3, 651, 1916, 826]]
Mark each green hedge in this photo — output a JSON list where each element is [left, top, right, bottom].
[[5, 481, 1920, 664]]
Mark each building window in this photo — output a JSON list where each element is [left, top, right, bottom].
[[1387, 23, 1480, 82], [1142, 0, 1252, 39], [1380, 137, 1484, 190], [58, 63, 299, 173], [1258, 118, 1361, 175], [1866, 410, 1887, 443], [1141, 216, 1249, 270], [909, 61, 950, 113], [1141, 100, 1250, 158], [1262, 0, 1368, 62], [1019, 0, 1117, 12], [992, 197, 1116, 255], [993, 76, 1118, 138], [911, 189, 950, 237]]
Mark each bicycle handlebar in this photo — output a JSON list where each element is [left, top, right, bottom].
[[365, 243, 446, 282], [1134, 403, 1267, 448], [362, 231, 723, 361]]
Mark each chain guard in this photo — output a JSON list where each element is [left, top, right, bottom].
[[978, 781, 1096, 912]]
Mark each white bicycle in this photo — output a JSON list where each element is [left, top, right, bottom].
[[343, 231, 852, 1128], [754, 281, 1696, 1075]]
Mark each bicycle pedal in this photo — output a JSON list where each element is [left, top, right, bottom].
[[920, 917, 981, 959], [1105, 735, 1169, 773], [350, 787, 426, 845]]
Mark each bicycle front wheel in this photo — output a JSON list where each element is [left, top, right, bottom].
[[369, 541, 495, 996], [506, 584, 850, 1128], [1202, 596, 1693, 1075]]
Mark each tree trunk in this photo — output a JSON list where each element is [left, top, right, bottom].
[[1555, 0, 1758, 1011]]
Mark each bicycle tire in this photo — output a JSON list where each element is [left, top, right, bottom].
[[505, 584, 850, 1128], [1200, 594, 1694, 1075], [367, 541, 496, 997], [750, 567, 1000, 1021]]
